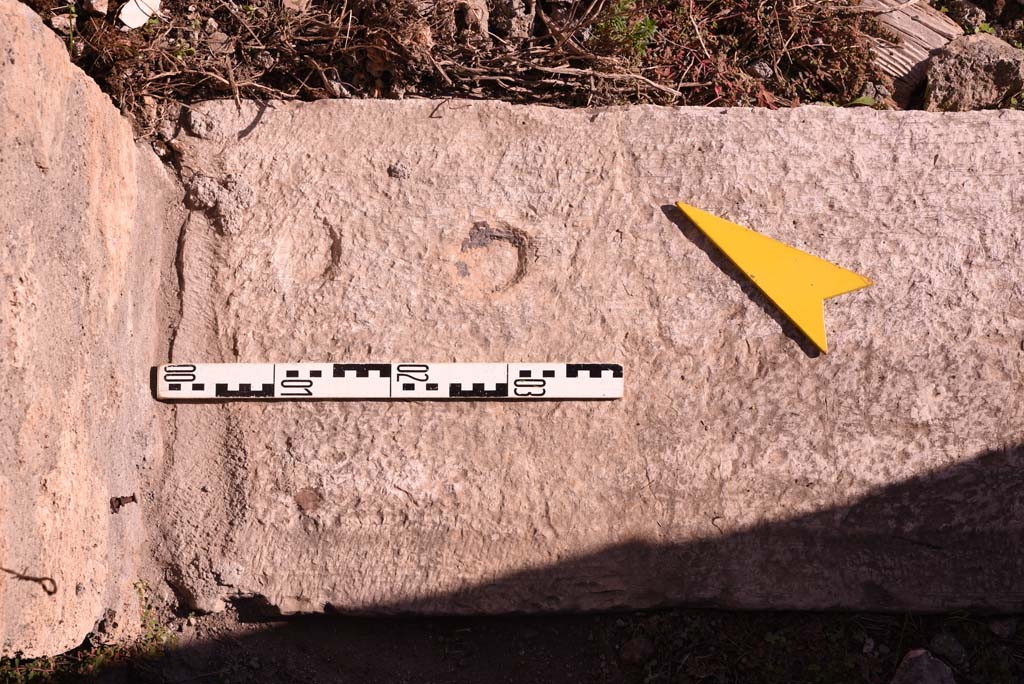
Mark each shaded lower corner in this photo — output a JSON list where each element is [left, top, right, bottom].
[[22, 443, 1024, 683]]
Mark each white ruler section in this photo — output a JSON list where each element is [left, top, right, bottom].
[[156, 363, 624, 400]]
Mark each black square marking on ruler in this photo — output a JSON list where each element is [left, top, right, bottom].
[[168, 383, 181, 391], [192, 383, 205, 391], [334, 363, 392, 378], [403, 383, 415, 391], [286, 370, 299, 378], [543, 370, 555, 378], [215, 382, 274, 398], [519, 370, 532, 378], [449, 382, 510, 398], [426, 383, 438, 391], [566, 363, 624, 378], [310, 370, 322, 378]]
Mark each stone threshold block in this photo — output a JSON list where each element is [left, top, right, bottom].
[[160, 99, 1024, 617]]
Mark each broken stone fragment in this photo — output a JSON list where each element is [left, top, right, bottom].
[[924, 33, 1024, 110], [206, 30, 233, 54], [424, 0, 491, 48], [746, 60, 772, 80], [889, 650, 956, 684], [927, 633, 966, 667], [48, 12, 72, 33], [118, 0, 161, 29], [950, 0, 987, 30], [455, 0, 491, 47], [82, 0, 108, 16]]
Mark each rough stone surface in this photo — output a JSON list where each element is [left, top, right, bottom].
[[924, 33, 1024, 110], [0, 0, 182, 657], [161, 99, 1024, 617], [890, 649, 957, 684]]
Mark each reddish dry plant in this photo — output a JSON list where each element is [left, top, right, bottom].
[[629, 0, 885, 107]]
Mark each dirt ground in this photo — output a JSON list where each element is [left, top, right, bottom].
[[30, 0, 890, 135], [7, 601, 1021, 683]]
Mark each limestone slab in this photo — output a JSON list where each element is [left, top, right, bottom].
[[161, 99, 1024, 616], [0, 0, 182, 657]]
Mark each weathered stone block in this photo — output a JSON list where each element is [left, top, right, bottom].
[[161, 99, 1024, 617], [0, 0, 181, 657], [925, 33, 1024, 110]]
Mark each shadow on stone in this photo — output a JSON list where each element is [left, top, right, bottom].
[[0, 567, 56, 596], [85, 443, 1022, 682]]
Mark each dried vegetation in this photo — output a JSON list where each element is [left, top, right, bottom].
[[26, 0, 891, 132]]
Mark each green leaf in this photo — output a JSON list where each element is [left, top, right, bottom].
[[844, 95, 877, 107]]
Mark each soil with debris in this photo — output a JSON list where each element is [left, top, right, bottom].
[[28, 0, 1024, 136], [26, 0, 898, 134], [5, 601, 1023, 683]]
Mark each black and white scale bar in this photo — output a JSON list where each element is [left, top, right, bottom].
[[157, 363, 623, 401]]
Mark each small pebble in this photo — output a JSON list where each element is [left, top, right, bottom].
[[891, 650, 956, 684], [747, 61, 772, 80], [957, 0, 987, 29], [49, 14, 72, 34], [929, 632, 966, 666], [207, 31, 233, 54], [619, 636, 655, 665], [988, 617, 1018, 639], [82, 0, 108, 15]]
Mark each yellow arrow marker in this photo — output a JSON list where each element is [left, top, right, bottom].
[[676, 201, 872, 354]]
